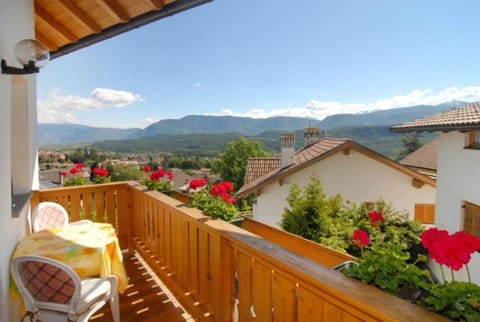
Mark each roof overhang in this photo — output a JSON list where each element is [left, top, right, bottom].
[[390, 124, 480, 133], [34, 0, 213, 60]]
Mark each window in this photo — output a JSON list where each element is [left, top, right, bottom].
[[466, 130, 480, 149], [463, 201, 480, 237], [414, 203, 435, 224], [363, 202, 377, 211]]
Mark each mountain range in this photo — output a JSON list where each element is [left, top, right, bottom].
[[39, 100, 465, 147]]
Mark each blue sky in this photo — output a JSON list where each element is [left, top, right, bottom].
[[38, 0, 480, 129]]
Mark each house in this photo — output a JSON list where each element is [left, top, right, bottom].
[[236, 129, 437, 228], [0, 1, 212, 320], [390, 101, 480, 285], [399, 138, 438, 180]]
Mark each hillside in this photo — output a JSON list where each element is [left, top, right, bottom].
[[141, 115, 322, 137], [92, 126, 437, 159], [42, 102, 453, 158], [38, 123, 141, 146], [319, 100, 466, 128], [39, 101, 464, 146]]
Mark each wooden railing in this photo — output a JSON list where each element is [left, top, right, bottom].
[[32, 182, 446, 322], [241, 216, 354, 268]]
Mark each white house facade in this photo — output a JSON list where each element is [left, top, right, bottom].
[[238, 135, 436, 229], [391, 102, 480, 285], [1, 2, 38, 319]]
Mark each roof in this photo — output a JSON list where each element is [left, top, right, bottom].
[[244, 158, 281, 185], [399, 138, 438, 172], [235, 137, 436, 198], [390, 101, 480, 133], [35, 0, 212, 59]]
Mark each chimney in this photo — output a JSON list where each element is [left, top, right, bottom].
[[304, 127, 321, 146], [280, 133, 295, 168]]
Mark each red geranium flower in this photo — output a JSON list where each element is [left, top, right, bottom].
[[422, 227, 480, 271], [70, 167, 80, 174], [368, 210, 384, 226], [220, 192, 236, 204], [150, 168, 166, 181], [92, 167, 109, 177], [75, 162, 84, 169], [60, 171, 68, 177], [166, 171, 174, 181], [143, 165, 151, 172], [222, 181, 234, 192], [351, 229, 370, 248], [421, 227, 449, 250], [211, 183, 226, 196], [189, 178, 208, 190]]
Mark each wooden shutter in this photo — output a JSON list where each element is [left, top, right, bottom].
[[464, 201, 480, 237], [414, 203, 435, 224]]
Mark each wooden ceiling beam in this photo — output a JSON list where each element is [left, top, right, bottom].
[[96, 0, 130, 22], [147, 0, 165, 9], [35, 31, 59, 51], [35, 6, 78, 42], [59, 0, 102, 33]]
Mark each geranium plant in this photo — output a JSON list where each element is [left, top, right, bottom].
[[188, 178, 208, 193], [189, 181, 240, 221], [344, 214, 480, 320], [420, 227, 480, 321], [91, 167, 111, 184], [345, 211, 433, 299], [61, 162, 87, 186], [143, 167, 174, 192]]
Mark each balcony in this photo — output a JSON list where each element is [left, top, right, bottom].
[[30, 182, 445, 321]]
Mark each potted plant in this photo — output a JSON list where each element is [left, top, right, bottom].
[[143, 166, 174, 194], [91, 166, 111, 184], [344, 212, 480, 321], [419, 228, 480, 321], [189, 180, 241, 222], [61, 162, 88, 186]]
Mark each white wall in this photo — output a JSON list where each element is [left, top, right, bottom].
[[254, 150, 436, 228], [434, 132, 480, 285], [0, 1, 37, 321]]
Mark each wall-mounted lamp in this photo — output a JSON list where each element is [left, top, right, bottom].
[[1, 39, 50, 75]]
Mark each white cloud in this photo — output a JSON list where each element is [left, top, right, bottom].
[[38, 88, 142, 123], [143, 117, 159, 127], [194, 82, 203, 88], [220, 86, 480, 120], [91, 88, 142, 107]]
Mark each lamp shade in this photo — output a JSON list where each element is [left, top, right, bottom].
[[14, 39, 50, 68]]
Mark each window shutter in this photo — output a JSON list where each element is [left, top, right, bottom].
[[463, 201, 480, 237], [414, 204, 435, 224]]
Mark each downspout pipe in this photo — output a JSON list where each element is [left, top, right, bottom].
[[50, 0, 214, 60]]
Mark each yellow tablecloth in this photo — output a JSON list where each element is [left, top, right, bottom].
[[11, 221, 128, 292], [10, 221, 128, 320]]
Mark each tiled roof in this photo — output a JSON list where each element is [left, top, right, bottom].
[[390, 101, 480, 133], [244, 158, 280, 184], [399, 138, 438, 171], [235, 137, 436, 198], [294, 137, 347, 165]]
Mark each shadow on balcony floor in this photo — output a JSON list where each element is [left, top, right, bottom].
[[91, 252, 193, 322]]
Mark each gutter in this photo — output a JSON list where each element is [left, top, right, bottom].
[[389, 124, 480, 133], [50, 0, 214, 60]]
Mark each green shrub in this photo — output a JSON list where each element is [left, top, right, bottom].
[[109, 165, 144, 182]]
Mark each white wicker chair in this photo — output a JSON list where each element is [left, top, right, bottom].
[[10, 255, 120, 322], [31, 202, 69, 232]]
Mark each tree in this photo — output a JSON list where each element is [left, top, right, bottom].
[[280, 175, 342, 242], [212, 137, 267, 192], [396, 134, 423, 160]]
